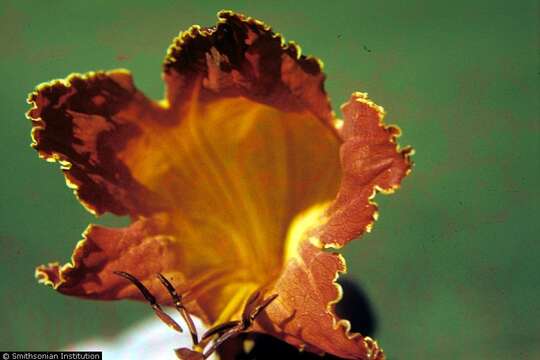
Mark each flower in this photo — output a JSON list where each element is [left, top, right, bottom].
[[27, 11, 412, 360]]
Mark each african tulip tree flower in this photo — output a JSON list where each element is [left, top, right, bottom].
[[28, 11, 412, 360]]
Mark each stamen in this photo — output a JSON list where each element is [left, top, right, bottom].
[[241, 290, 261, 326], [158, 273, 199, 345], [201, 320, 239, 342], [113, 271, 183, 333], [249, 294, 278, 323], [202, 328, 238, 359], [203, 293, 279, 358]]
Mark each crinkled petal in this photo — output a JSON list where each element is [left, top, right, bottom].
[[163, 11, 335, 127], [256, 241, 382, 359], [27, 70, 167, 216], [321, 92, 413, 247], [36, 217, 184, 300], [253, 93, 411, 359]]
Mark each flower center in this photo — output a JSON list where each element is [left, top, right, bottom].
[[118, 95, 341, 322]]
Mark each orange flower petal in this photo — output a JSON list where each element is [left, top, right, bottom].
[[258, 241, 384, 359], [36, 218, 182, 301], [322, 92, 413, 247], [27, 70, 167, 216], [252, 94, 412, 359], [29, 11, 412, 360], [163, 11, 334, 128]]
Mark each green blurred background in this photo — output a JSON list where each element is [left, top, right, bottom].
[[1, 0, 538, 358]]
